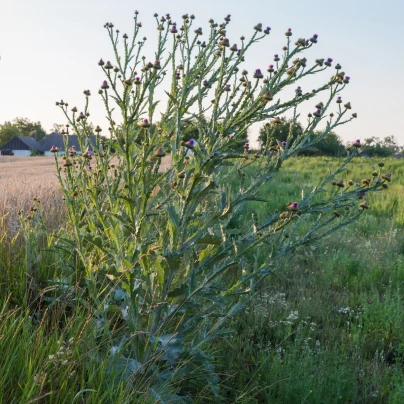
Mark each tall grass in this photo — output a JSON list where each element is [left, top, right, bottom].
[[1, 156, 404, 402]]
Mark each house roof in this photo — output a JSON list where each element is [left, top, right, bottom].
[[0, 133, 97, 152], [39, 132, 97, 152], [18, 136, 42, 150]]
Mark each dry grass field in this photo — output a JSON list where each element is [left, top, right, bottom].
[[0, 155, 172, 237], [0, 157, 62, 236]]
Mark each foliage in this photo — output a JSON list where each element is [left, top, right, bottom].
[[1, 157, 403, 402], [361, 136, 400, 157], [23, 12, 393, 400], [0, 117, 46, 146], [258, 118, 345, 156]]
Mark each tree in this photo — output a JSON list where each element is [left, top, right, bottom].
[[13, 117, 46, 140], [258, 118, 303, 148], [0, 118, 46, 146], [361, 136, 397, 157], [0, 121, 20, 146]]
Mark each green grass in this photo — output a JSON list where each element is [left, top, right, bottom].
[[1, 156, 404, 403]]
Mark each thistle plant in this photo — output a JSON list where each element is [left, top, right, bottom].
[[49, 12, 391, 399]]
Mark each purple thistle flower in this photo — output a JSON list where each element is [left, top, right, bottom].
[[345, 76, 350, 80], [227, 14, 231, 18], [292, 202, 298, 209], [135, 76, 140, 81], [355, 139, 360, 144], [360, 190, 366, 197], [172, 25, 176, 29], [269, 64, 274, 69], [188, 139, 196, 146], [327, 58, 333, 63], [266, 26, 271, 31], [166, 13, 170, 18], [274, 54, 278, 58], [281, 141, 287, 147], [88, 166, 92, 170], [143, 118, 149, 124], [313, 34, 318, 39], [255, 69, 262, 74]]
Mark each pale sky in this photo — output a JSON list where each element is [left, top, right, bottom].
[[1, 0, 403, 146]]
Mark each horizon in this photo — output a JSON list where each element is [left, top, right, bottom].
[[1, 0, 403, 146]]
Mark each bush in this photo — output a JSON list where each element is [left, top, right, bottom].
[[24, 12, 392, 400]]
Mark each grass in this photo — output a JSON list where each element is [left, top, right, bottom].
[[1, 156, 404, 403]]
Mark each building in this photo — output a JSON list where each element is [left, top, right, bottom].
[[0, 133, 97, 156]]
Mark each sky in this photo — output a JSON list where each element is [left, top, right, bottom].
[[0, 0, 403, 147]]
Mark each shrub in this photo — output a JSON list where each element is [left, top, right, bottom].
[[26, 12, 391, 400]]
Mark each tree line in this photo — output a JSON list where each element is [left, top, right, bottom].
[[0, 117, 401, 157], [258, 117, 402, 157]]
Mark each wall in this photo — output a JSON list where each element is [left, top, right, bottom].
[[12, 150, 31, 157]]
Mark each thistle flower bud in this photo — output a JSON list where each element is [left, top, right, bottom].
[[285, 28, 292, 37], [353, 139, 361, 148], [101, 80, 109, 90], [194, 27, 203, 35], [230, 44, 238, 52], [224, 14, 231, 22], [360, 201, 369, 210], [95, 126, 102, 133], [313, 109, 322, 118], [134, 76, 141, 85], [344, 76, 351, 84], [63, 159, 73, 167], [253, 69, 263, 79], [254, 23, 263, 32], [344, 102, 352, 109], [381, 173, 392, 182], [98, 59, 105, 66], [154, 147, 166, 158], [324, 58, 333, 67], [336, 96, 342, 104], [104, 61, 113, 69], [287, 201, 299, 212], [378, 161, 385, 168], [315, 58, 324, 66], [352, 113, 357, 118], [347, 180, 354, 186], [272, 116, 281, 125], [153, 60, 161, 69], [224, 84, 231, 92], [71, 107, 78, 113], [361, 179, 371, 187], [50, 145, 59, 153], [336, 179, 345, 188], [178, 170, 186, 179], [185, 139, 197, 149], [170, 25, 178, 33], [335, 63, 342, 70], [310, 34, 318, 43], [219, 37, 230, 47], [139, 118, 151, 128], [264, 26, 271, 34], [267, 65, 274, 73], [274, 54, 280, 62], [262, 92, 273, 101]]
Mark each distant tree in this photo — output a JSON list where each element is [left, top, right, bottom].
[[13, 117, 46, 140], [361, 136, 397, 157], [0, 121, 20, 146], [310, 131, 345, 156], [51, 123, 65, 133], [258, 118, 303, 148]]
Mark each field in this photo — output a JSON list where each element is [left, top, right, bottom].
[[1, 156, 404, 403]]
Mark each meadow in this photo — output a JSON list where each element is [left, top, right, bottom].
[[1, 155, 403, 403]]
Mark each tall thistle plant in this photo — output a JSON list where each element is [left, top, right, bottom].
[[48, 12, 390, 400]]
